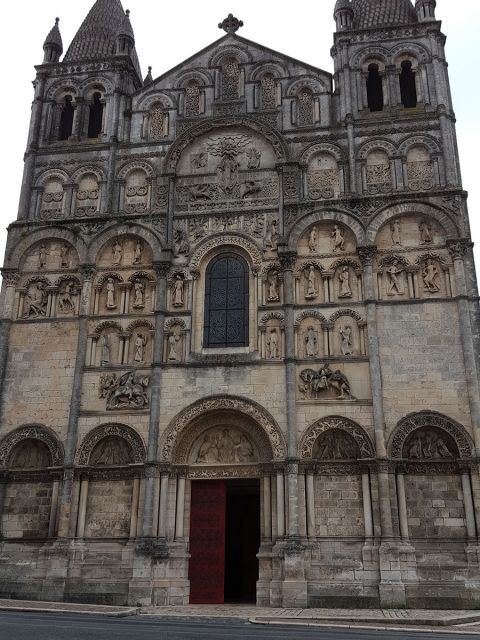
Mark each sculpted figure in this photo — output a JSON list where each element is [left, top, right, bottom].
[[174, 229, 190, 257], [246, 147, 261, 169], [338, 266, 352, 298], [38, 245, 47, 270], [112, 241, 123, 266], [234, 434, 255, 462], [134, 334, 148, 364], [91, 437, 131, 466], [391, 220, 402, 246], [172, 275, 185, 307], [331, 225, 345, 252], [267, 271, 280, 302], [423, 259, 440, 293], [305, 326, 318, 357], [58, 280, 76, 314], [407, 430, 454, 459], [308, 227, 318, 253], [196, 435, 216, 463], [299, 365, 355, 400], [132, 280, 145, 309], [60, 244, 70, 268], [133, 240, 143, 264], [419, 220, 433, 244], [264, 216, 278, 251], [340, 325, 354, 356], [168, 331, 180, 361], [386, 260, 404, 295], [267, 328, 279, 359], [24, 282, 47, 318], [101, 334, 111, 366], [105, 371, 150, 410], [305, 266, 318, 300], [106, 278, 117, 309]]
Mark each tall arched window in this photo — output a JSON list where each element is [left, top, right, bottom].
[[366, 64, 384, 112], [58, 95, 74, 140], [204, 255, 249, 348], [88, 92, 104, 138], [400, 61, 417, 108], [185, 80, 201, 117]]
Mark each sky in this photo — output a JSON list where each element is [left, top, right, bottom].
[[0, 0, 479, 270]]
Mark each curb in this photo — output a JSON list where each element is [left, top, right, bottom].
[[252, 614, 480, 627], [0, 605, 140, 618], [249, 618, 480, 635]]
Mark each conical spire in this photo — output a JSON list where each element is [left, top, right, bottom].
[[351, 0, 417, 29], [43, 17, 63, 63], [143, 66, 153, 86], [118, 8, 135, 39], [64, 0, 141, 79]]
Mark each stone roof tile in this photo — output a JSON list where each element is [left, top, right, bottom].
[[351, 0, 417, 29]]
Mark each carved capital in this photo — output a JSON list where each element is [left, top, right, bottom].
[[357, 245, 377, 266], [447, 239, 471, 260], [0, 270, 20, 287], [278, 251, 297, 272], [136, 538, 169, 559], [153, 261, 171, 278], [79, 264, 96, 281]]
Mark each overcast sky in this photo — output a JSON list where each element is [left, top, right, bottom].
[[0, 0, 479, 270]]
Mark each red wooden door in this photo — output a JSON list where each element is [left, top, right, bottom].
[[189, 480, 226, 604]]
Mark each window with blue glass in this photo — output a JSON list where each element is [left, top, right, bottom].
[[203, 255, 249, 348]]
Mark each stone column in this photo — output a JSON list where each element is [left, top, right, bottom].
[[76, 476, 89, 538], [262, 473, 272, 541], [461, 471, 477, 540], [276, 470, 285, 538], [362, 470, 374, 539], [448, 241, 480, 453], [141, 262, 170, 538], [175, 475, 186, 540], [346, 114, 356, 193], [396, 472, 409, 540], [0, 273, 18, 422], [0, 476, 7, 537], [158, 471, 170, 538], [57, 266, 95, 539], [306, 470, 315, 539], [130, 476, 140, 539], [48, 479, 60, 538]]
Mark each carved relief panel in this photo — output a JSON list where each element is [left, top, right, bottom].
[[21, 241, 79, 273], [39, 178, 65, 220], [75, 173, 100, 217], [307, 153, 341, 200], [376, 216, 445, 250], [298, 223, 356, 257], [124, 169, 150, 214], [259, 313, 284, 360], [96, 236, 153, 270], [189, 427, 258, 465], [295, 315, 326, 360]]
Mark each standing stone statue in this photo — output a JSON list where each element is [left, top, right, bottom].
[[331, 225, 345, 252], [423, 259, 440, 292], [338, 266, 352, 298], [304, 326, 318, 357], [264, 216, 278, 251], [112, 241, 123, 265], [172, 275, 185, 307], [168, 331, 180, 361], [267, 271, 280, 302], [106, 278, 117, 309], [308, 227, 318, 253], [419, 220, 433, 244], [390, 220, 402, 246], [38, 245, 47, 270], [60, 244, 70, 268], [133, 240, 143, 264], [134, 333, 148, 363], [386, 260, 404, 295], [132, 280, 145, 309], [101, 335, 111, 366], [267, 328, 279, 358], [339, 325, 354, 356], [305, 266, 318, 300]]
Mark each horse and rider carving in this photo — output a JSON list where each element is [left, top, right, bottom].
[[299, 364, 355, 400]]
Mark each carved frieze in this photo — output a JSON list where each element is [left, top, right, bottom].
[[99, 371, 150, 410], [299, 365, 355, 400]]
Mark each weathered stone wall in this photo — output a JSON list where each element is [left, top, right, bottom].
[[2, 481, 52, 538], [314, 474, 364, 537], [84, 480, 133, 538]]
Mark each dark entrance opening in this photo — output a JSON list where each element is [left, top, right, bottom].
[[224, 479, 260, 603]]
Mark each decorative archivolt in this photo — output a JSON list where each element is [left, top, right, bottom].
[[329, 309, 365, 324], [76, 424, 146, 466], [367, 203, 460, 243], [294, 310, 327, 327], [70, 165, 106, 183], [350, 46, 390, 68], [358, 139, 396, 161], [377, 254, 411, 268], [389, 411, 474, 459], [249, 62, 287, 81], [0, 424, 64, 468], [165, 116, 288, 170], [117, 161, 156, 181], [397, 135, 442, 157], [78, 77, 114, 98], [173, 69, 212, 89], [189, 233, 263, 272], [93, 320, 123, 337], [288, 210, 365, 247], [54, 274, 82, 288], [286, 76, 328, 96], [21, 275, 51, 289], [295, 259, 324, 276], [208, 44, 252, 67], [165, 317, 187, 331], [136, 91, 175, 112], [128, 271, 156, 284], [301, 142, 346, 165], [95, 272, 124, 288], [390, 42, 431, 65], [260, 261, 282, 279], [34, 169, 69, 187], [86, 224, 165, 263], [329, 257, 362, 272], [159, 395, 287, 462], [415, 252, 448, 266], [299, 416, 374, 459], [46, 79, 81, 101], [126, 319, 155, 333], [260, 312, 285, 327]]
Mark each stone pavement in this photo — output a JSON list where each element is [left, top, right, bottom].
[[0, 598, 138, 617]]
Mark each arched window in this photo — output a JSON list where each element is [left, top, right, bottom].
[[222, 58, 240, 100], [400, 61, 417, 108], [149, 103, 168, 140], [88, 92, 104, 138], [297, 88, 314, 126], [185, 80, 201, 117], [204, 255, 249, 348], [366, 64, 384, 112], [261, 73, 276, 110], [58, 95, 74, 140]]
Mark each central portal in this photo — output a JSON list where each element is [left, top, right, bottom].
[[189, 479, 260, 604]]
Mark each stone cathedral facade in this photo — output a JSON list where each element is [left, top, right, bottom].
[[0, 0, 479, 608]]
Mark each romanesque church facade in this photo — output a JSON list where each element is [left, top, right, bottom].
[[0, 0, 478, 608]]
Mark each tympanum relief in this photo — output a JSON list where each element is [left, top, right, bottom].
[[313, 430, 360, 460], [403, 428, 456, 459], [22, 241, 78, 272], [10, 440, 51, 469], [90, 436, 132, 466], [96, 237, 152, 269], [192, 428, 257, 464]]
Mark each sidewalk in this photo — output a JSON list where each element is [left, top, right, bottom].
[[0, 598, 138, 617]]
